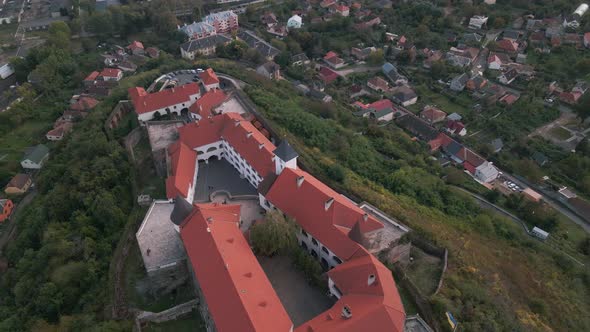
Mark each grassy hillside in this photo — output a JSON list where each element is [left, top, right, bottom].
[[199, 59, 590, 331]]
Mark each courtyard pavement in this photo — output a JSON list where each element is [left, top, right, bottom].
[[194, 158, 258, 202], [258, 256, 334, 327]]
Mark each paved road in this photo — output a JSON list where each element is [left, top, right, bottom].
[[335, 65, 382, 77]]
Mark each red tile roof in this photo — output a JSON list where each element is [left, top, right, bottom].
[[100, 68, 122, 78], [368, 99, 394, 111], [84, 71, 99, 81], [496, 39, 519, 52], [455, 147, 485, 168], [319, 67, 339, 84], [128, 40, 144, 50], [499, 93, 519, 105], [70, 96, 99, 111], [189, 89, 227, 118], [166, 141, 197, 199], [178, 113, 276, 179], [200, 68, 220, 86], [265, 167, 383, 260], [296, 250, 405, 332], [324, 51, 339, 60], [128, 83, 200, 115], [420, 106, 447, 123], [180, 203, 292, 332]]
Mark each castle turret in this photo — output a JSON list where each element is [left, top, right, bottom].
[[273, 139, 298, 175]]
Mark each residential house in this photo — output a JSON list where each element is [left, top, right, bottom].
[[351, 46, 376, 60], [146, 47, 160, 58], [70, 96, 99, 112], [367, 77, 390, 92], [420, 106, 447, 124], [237, 30, 280, 60], [450, 73, 469, 92], [391, 86, 417, 106], [466, 75, 488, 91], [349, 85, 369, 99], [46, 122, 73, 141], [395, 114, 439, 143], [488, 52, 512, 70], [499, 92, 520, 105], [291, 53, 310, 66], [354, 99, 403, 122], [309, 89, 333, 103], [180, 35, 232, 59], [532, 151, 549, 166], [333, 4, 350, 17], [447, 112, 462, 121], [21, 144, 50, 170], [559, 90, 583, 105], [287, 15, 303, 29], [260, 12, 278, 28], [256, 62, 281, 80], [474, 161, 499, 183], [585, 32, 590, 48], [491, 138, 503, 153], [445, 120, 467, 136], [355, 17, 381, 30], [382, 62, 408, 86], [496, 39, 519, 53], [178, 22, 216, 40], [203, 11, 238, 33], [127, 41, 145, 56], [446, 47, 479, 67], [323, 51, 345, 69], [502, 30, 520, 41], [516, 53, 527, 64], [0, 199, 14, 223], [498, 68, 518, 85], [320, 0, 336, 8], [4, 174, 32, 195], [318, 66, 339, 84], [462, 32, 483, 45], [468, 16, 488, 29], [99, 68, 123, 82]]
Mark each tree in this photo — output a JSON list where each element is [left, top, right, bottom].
[[86, 12, 114, 39], [47, 21, 71, 49], [367, 49, 384, 65], [250, 210, 297, 256], [326, 163, 346, 182]]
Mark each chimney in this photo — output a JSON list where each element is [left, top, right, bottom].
[[325, 198, 334, 211], [368, 274, 376, 286], [234, 119, 240, 127], [172, 88, 175, 93], [259, 143, 264, 150], [341, 306, 352, 319], [363, 213, 368, 222], [207, 217, 213, 223], [297, 176, 305, 188], [247, 132, 253, 138]]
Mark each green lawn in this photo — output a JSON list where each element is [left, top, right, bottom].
[[404, 247, 443, 296], [414, 84, 474, 120], [548, 126, 572, 140], [0, 120, 52, 175], [143, 310, 205, 332]]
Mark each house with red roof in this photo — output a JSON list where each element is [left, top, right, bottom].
[[559, 90, 583, 105], [367, 77, 390, 93], [180, 203, 293, 332], [499, 92, 520, 106], [445, 120, 467, 136], [332, 4, 350, 17], [70, 96, 99, 112], [199, 68, 220, 91], [100, 68, 123, 81], [319, 66, 340, 84], [324, 51, 346, 69], [46, 122, 73, 141], [420, 106, 447, 124], [128, 83, 201, 122], [188, 89, 227, 120], [127, 40, 145, 55], [496, 39, 519, 53]]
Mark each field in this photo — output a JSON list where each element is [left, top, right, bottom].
[[548, 126, 572, 140]]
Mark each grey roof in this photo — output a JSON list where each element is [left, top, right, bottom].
[[291, 53, 309, 63], [532, 151, 548, 165], [178, 22, 216, 37], [23, 144, 49, 164], [382, 62, 395, 74], [170, 197, 194, 226], [372, 108, 394, 118], [502, 30, 520, 40], [392, 86, 416, 102], [445, 141, 463, 155], [491, 138, 503, 151], [0, 199, 8, 209], [447, 112, 462, 121], [395, 115, 439, 141], [452, 73, 470, 86], [273, 140, 298, 161], [180, 34, 232, 52], [237, 30, 280, 58]]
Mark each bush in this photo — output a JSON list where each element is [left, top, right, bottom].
[[291, 246, 324, 288], [250, 210, 297, 256]]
